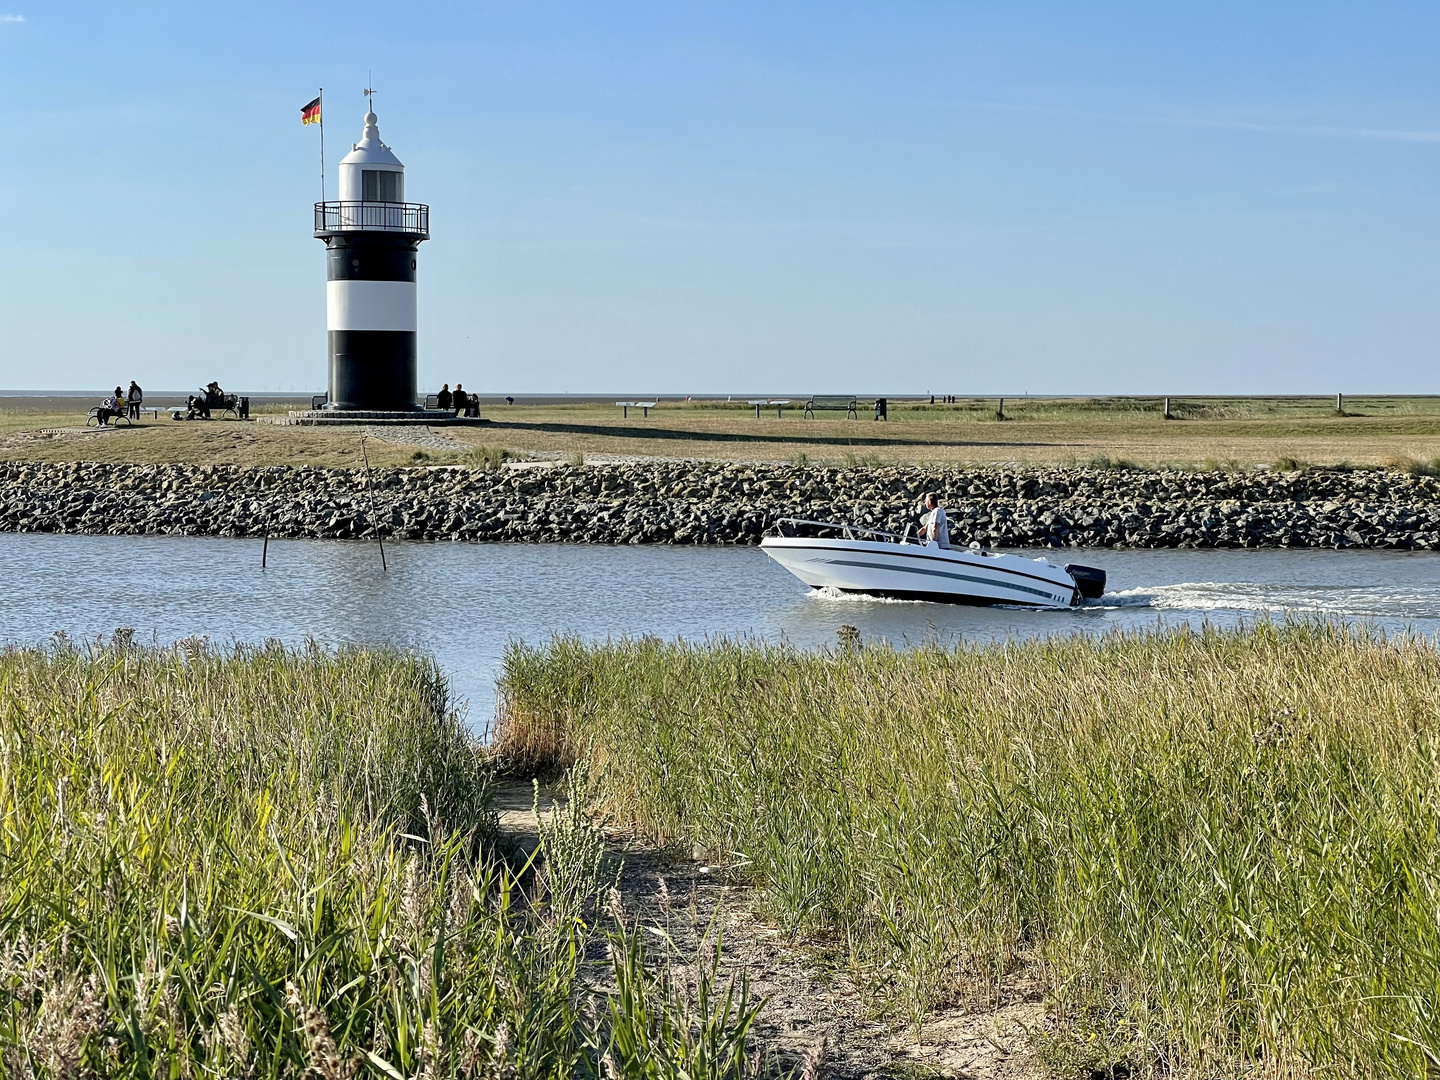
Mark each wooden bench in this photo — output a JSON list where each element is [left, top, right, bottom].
[[803, 395, 858, 419], [616, 401, 657, 418]]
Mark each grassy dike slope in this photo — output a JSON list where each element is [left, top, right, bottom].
[[5, 396, 1440, 470], [0, 642, 762, 1079], [497, 622, 1440, 1077]]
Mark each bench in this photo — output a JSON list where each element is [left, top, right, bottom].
[[118, 400, 161, 420], [616, 401, 657, 418], [86, 407, 132, 427], [172, 392, 248, 420], [311, 394, 328, 410], [747, 399, 791, 418], [803, 395, 858, 419], [423, 393, 477, 416]]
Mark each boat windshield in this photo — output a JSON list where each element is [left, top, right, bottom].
[[769, 517, 910, 543]]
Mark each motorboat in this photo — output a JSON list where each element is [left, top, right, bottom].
[[760, 518, 1106, 607]]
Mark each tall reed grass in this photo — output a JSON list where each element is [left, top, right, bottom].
[[0, 638, 764, 1078], [496, 621, 1440, 1077]]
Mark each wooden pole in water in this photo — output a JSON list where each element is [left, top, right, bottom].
[[359, 436, 387, 573], [262, 530, 268, 568]]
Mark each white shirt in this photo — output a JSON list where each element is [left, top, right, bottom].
[[922, 505, 950, 548]]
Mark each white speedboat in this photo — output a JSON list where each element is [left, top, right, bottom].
[[760, 518, 1106, 607]]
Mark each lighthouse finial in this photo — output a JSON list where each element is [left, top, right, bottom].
[[361, 79, 380, 139], [363, 80, 379, 130]]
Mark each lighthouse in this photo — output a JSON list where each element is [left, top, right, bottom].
[[313, 106, 429, 411]]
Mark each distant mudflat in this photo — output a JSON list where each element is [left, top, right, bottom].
[[3, 459, 1439, 549]]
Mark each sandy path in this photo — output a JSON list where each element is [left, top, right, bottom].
[[493, 778, 1046, 1078]]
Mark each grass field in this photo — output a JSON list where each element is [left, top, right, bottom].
[[3, 396, 1440, 470], [496, 621, 1440, 1078], [0, 640, 763, 1078]]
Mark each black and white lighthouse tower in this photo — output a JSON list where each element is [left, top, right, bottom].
[[313, 105, 429, 411]]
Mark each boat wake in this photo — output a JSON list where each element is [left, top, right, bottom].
[[802, 579, 1440, 621], [1088, 587, 1161, 609], [807, 586, 925, 604], [1097, 582, 1440, 619]]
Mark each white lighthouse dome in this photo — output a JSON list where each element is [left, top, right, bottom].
[[339, 108, 406, 202]]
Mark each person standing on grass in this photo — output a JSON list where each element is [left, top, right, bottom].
[[127, 381, 143, 419], [920, 492, 950, 549]]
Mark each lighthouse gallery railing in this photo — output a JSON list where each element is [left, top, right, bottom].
[[314, 201, 430, 238]]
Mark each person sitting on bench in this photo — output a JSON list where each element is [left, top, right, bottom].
[[436, 383, 452, 411], [97, 387, 126, 426], [453, 384, 467, 417]]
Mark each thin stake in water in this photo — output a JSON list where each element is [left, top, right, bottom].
[[360, 435, 387, 572]]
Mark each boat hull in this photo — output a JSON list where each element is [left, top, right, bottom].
[[760, 536, 1081, 607]]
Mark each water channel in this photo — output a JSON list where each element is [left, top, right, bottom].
[[5, 532, 1439, 730]]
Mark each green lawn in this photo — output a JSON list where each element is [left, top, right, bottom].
[[3, 395, 1440, 469]]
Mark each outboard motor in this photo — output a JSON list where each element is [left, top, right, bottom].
[[1065, 564, 1107, 601]]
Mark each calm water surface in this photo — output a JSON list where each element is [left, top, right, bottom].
[[4, 533, 1439, 729]]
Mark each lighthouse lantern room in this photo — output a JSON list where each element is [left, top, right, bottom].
[[313, 106, 429, 411]]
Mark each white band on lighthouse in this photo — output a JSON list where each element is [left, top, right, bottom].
[[326, 280, 418, 332]]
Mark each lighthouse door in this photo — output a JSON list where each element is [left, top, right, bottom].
[[362, 170, 403, 203]]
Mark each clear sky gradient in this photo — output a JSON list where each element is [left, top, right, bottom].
[[1, 2, 1435, 394]]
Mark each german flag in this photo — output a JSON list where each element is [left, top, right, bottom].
[[301, 96, 321, 126]]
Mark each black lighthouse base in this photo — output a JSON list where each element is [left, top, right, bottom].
[[327, 330, 421, 411], [318, 224, 427, 411]]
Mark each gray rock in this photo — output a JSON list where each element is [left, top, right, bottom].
[[1, 460, 1438, 549]]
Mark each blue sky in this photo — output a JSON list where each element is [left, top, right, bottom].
[[0, 2, 1435, 395]]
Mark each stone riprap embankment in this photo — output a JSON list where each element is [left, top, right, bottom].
[[2, 461, 1439, 549]]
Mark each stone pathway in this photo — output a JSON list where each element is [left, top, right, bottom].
[[0, 426, 116, 450], [362, 424, 465, 452]]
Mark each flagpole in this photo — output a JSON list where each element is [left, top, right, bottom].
[[318, 88, 326, 206]]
